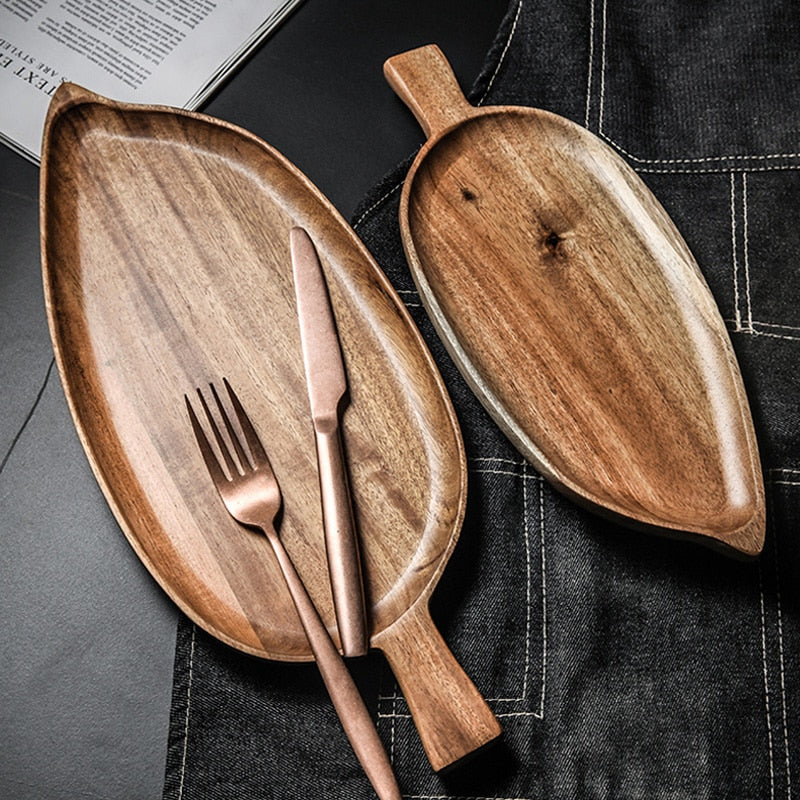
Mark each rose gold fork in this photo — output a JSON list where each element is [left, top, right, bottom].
[[185, 379, 401, 800]]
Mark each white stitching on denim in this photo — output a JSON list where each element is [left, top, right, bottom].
[[742, 173, 754, 332], [598, 0, 608, 134], [585, 0, 596, 128], [724, 173, 798, 342], [600, 132, 800, 166], [638, 164, 800, 174], [538, 475, 547, 719], [725, 320, 800, 343], [768, 476, 795, 797], [771, 467, 800, 487], [759, 563, 777, 800], [404, 796, 530, 800], [480, 0, 523, 104], [731, 174, 742, 331], [177, 622, 197, 800], [757, 322, 800, 332], [774, 539, 793, 799], [472, 457, 545, 719], [352, 180, 404, 230], [397, 288, 422, 308], [522, 462, 533, 701]]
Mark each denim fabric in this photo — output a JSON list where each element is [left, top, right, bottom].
[[163, 2, 799, 797]]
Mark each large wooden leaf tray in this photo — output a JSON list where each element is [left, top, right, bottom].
[[40, 83, 500, 771]]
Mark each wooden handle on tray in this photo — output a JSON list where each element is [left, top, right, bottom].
[[266, 530, 402, 799], [376, 608, 501, 771], [383, 44, 476, 138]]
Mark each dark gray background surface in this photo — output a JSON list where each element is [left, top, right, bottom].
[[0, 2, 508, 798]]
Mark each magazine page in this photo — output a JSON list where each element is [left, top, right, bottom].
[[0, 0, 300, 162]]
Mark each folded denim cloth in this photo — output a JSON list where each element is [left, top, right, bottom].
[[163, 2, 799, 797]]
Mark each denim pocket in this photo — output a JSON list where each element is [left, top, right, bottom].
[[376, 454, 548, 796], [586, 0, 800, 162]]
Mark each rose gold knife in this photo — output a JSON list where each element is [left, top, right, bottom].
[[291, 226, 368, 658]]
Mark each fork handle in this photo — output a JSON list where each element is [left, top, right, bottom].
[[265, 530, 402, 800]]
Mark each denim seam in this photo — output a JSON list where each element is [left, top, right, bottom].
[[638, 165, 800, 174], [598, 0, 608, 134], [770, 469, 800, 487], [396, 288, 422, 308], [757, 473, 798, 800], [730, 172, 756, 335], [731, 173, 744, 333], [729, 327, 800, 343], [473, 457, 547, 720], [741, 174, 754, 333], [723, 170, 800, 343], [402, 795, 530, 800], [479, 0, 523, 104], [176, 623, 197, 800], [768, 477, 794, 797], [758, 564, 776, 800], [584, 0, 596, 128], [607, 136, 800, 166]]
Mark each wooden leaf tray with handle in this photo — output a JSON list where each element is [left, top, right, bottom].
[[384, 45, 765, 557], [40, 83, 500, 771]]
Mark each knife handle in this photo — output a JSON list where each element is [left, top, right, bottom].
[[315, 423, 369, 657]]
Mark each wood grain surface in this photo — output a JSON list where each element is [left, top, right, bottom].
[[385, 45, 765, 557], [40, 82, 499, 770]]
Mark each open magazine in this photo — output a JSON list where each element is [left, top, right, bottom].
[[0, 0, 302, 162]]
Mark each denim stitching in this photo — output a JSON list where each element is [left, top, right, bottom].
[[637, 164, 800, 175], [754, 322, 800, 334], [769, 478, 794, 798], [598, 0, 608, 135], [730, 171, 755, 335], [723, 171, 800, 342], [759, 562, 776, 800], [479, 0, 523, 104], [759, 475, 796, 800], [774, 544, 792, 799], [472, 457, 546, 720], [724, 323, 800, 343], [771, 469, 800, 487], [601, 132, 800, 166], [177, 622, 197, 800], [396, 288, 422, 308], [584, 0, 596, 128], [742, 173, 754, 332], [731, 173, 743, 332], [403, 795, 530, 800], [352, 179, 403, 231]]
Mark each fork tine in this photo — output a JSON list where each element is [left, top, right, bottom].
[[210, 382, 251, 471], [223, 377, 271, 469], [185, 394, 228, 486], [197, 385, 240, 477]]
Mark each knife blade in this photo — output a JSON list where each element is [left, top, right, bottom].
[[291, 226, 368, 658]]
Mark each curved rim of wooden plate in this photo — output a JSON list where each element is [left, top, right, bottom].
[[40, 82, 470, 659]]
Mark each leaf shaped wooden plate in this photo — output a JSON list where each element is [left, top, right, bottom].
[[385, 46, 765, 557], [40, 83, 499, 770]]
